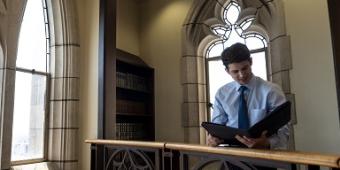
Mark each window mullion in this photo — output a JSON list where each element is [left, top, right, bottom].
[[16, 67, 48, 76]]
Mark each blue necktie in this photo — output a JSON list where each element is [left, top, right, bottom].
[[238, 86, 249, 129]]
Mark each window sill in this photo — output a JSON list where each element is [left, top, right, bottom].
[[11, 162, 58, 170]]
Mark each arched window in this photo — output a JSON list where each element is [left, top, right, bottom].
[[205, 1, 267, 117], [0, 0, 80, 168], [181, 0, 294, 145], [11, 0, 49, 163]]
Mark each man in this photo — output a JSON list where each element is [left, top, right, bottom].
[[207, 43, 289, 149]]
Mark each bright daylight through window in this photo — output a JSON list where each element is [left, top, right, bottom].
[[11, 0, 49, 162], [206, 1, 267, 115]]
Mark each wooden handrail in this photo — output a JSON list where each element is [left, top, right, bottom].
[[165, 143, 340, 168], [86, 139, 340, 168], [85, 139, 165, 149]]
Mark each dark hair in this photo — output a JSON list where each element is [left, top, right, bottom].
[[221, 43, 251, 69]]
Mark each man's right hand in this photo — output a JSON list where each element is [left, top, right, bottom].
[[207, 134, 224, 146]]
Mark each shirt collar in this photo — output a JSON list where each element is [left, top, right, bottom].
[[236, 75, 256, 91]]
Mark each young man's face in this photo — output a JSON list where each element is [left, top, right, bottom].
[[226, 60, 253, 85]]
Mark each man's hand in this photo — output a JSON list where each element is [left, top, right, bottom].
[[207, 134, 224, 147], [235, 131, 270, 149]]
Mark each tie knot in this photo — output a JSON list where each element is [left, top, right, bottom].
[[239, 85, 247, 93]]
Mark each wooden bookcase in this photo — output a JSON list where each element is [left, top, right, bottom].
[[115, 49, 155, 141], [98, 0, 154, 141]]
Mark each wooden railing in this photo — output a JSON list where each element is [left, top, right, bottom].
[[86, 139, 340, 170]]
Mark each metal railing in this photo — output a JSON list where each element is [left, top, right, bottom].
[[86, 139, 340, 170]]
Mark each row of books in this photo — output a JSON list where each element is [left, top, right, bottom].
[[117, 99, 146, 114], [116, 123, 147, 140], [116, 72, 149, 92]]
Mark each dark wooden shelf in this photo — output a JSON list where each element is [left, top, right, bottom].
[[99, 0, 155, 142], [114, 49, 155, 141], [116, 112, 152, 117], [116, 86, 151, 94]]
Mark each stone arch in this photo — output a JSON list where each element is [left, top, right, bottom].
[[181, 0, 295, 147], [46, 0, 80, 169]]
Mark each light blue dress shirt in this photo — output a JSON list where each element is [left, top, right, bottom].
[[212, 76, 289, 149]]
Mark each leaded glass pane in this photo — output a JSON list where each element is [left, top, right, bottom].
[[235, 26, 243, 36], [251, 52, 267, 80], [43, 9, 48, 23], [240, 18, 254, 31], [207, 41, 224, 58], [223, 30, 244, 47], [212, 27, 227, 36], [225, 3, 240, 24], [208, 60, 233, 105], [245, 36, 266, 50]]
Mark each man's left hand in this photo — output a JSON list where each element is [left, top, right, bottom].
[[235, 131, 270, 149]]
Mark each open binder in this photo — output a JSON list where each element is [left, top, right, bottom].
[[202, 101, 291, 146]]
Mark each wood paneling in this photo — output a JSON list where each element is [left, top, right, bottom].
[[328, 0, 340, 123], [98, 0, 116, 139]]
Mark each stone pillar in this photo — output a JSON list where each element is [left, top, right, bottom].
[[47, 0, 80, 169], [0, 0, 27, 169]]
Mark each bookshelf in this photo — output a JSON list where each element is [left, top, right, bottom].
[[115, 49, 155, 141]]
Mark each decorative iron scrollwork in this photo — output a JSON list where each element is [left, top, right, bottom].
[[105, 147, 155, 170]]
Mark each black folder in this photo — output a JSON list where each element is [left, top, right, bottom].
[[202, 101, 291, 145]]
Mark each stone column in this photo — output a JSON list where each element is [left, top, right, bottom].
[[47, 0, 80, 169], [0, 0, 27, 169]]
